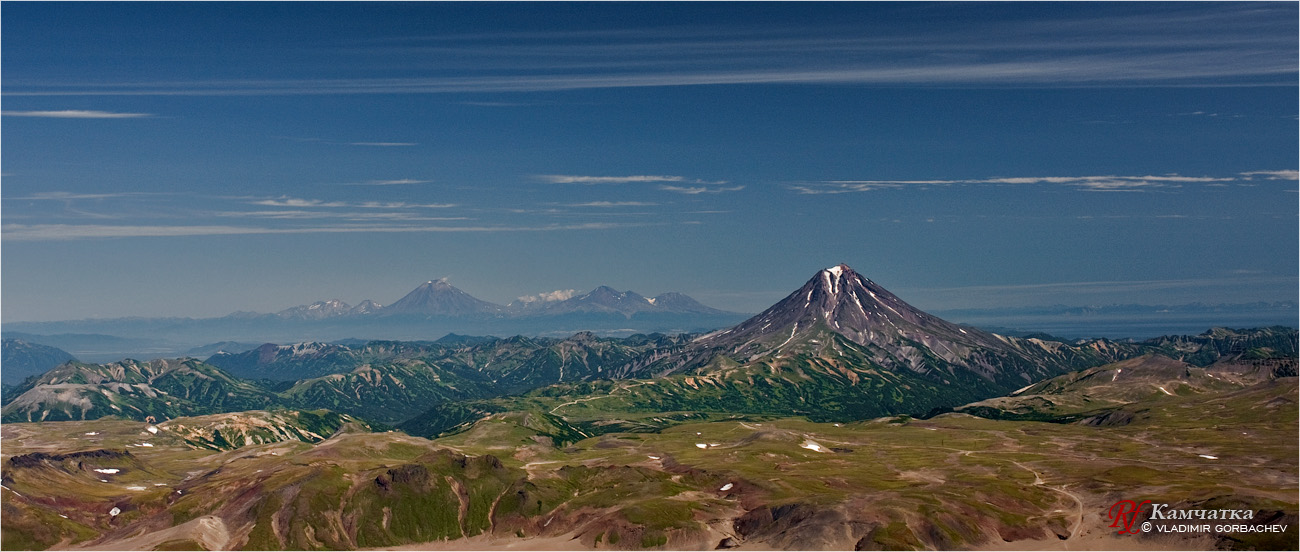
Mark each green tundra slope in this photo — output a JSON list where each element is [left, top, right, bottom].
[[2, 369, 1294, 551]]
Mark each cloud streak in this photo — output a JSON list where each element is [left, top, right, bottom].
[[335, 179, 434, 186], [540, 175, 738, 194], [539, 175, 687, 185], [4, 191, 155, 201], [0, 110, 151, 118], [790, 172, 1286, 194], [5, 4, 1294, 98], [564, 201, 659, 207], [2, 222, 656, 241], [659, 184, 745, 195], [247, 196, 455, 208]]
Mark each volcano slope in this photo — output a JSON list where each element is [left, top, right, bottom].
[[1, 358, 1294, 551]]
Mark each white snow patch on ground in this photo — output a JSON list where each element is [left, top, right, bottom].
[[1112, 369, 1121, 382], [777, 323, 799, 349], [696, 443, 709, 449], [1157, 386, 1173, 396], [1199, 454, 1218, 460], [109, 507, 121, 516], [826, 265, 844, 277], [93, 468, 120, 474], [84, 432, 99, 436], [125, 486, 147, 491], [648, 456, 660, 460], [800, 440, 827, 453], [146, 425, 159, 434], [133, 443, 154, 447], [720, 483, 734, 491]]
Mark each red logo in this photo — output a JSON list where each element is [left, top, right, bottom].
[[1108, 499, 1151, 535]]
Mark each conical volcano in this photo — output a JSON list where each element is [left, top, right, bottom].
[[602, 264, 1115, 420], [627, 264, 1090, 387], [695, 264, 1010, 373], [382, 280, 505, 316]]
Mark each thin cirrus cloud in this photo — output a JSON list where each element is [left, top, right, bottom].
[[540, 175, 740, 194], [215, 210, 471, 221], [539, 175, 688, 185], [1240, 170, 1299, 181], [3, 191, 154, 201], [247, 196, 455, 209], [338, 179, 434, 186], [790, 171, 1295, 194], [1, 221, 658, 241], [564, 201, 659, 207], [0, 109, 151, 118], [5, 3, 1295, 98], [347, 142, 418, 147], [659, 184, 745, 195]]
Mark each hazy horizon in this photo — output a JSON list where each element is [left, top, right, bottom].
[[3, 2, 1297, 323]]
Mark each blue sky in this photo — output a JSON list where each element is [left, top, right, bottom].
[[2, 2, 1297, 322]]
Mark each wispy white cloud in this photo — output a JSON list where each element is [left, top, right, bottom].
[[539, 175, 687, 185], [355, 201, 456, 209], [7, 52, 1293, 97], [4, 191, 151, 201], [1240, 170, 1299, 181], [247, 196, 455, 209], [7, 4, 1294, 98], [348, 142, 418, 147], [516, 289, 578, 303], [792, 173, 1259, 194], [540, 175, 738, 194], [2, 221, 655, 241], [1, 110, 151, 118], [659, 184, 745, 195], [341, 179, 433, 186], [215, 210, 470, 221], [564, 201, 659, 207], [249, 197, 349, 208]]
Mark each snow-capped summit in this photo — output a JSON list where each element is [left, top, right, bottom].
[[276, 299, 352, 320], [694, 264, 1009, 373], [513, 285, 733, 318]]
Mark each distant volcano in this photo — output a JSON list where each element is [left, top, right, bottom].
[[516, 286, 733, 318], [637, 264, 1085, 385], [696, 264, 1011, 372], [381, 280, 506, 317]]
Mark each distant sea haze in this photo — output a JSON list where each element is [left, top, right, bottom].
[[936, 301, 1298, 339]]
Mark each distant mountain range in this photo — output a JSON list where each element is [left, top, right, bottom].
[[268, 279, 736, 320], [2, 280, 748, 359]]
